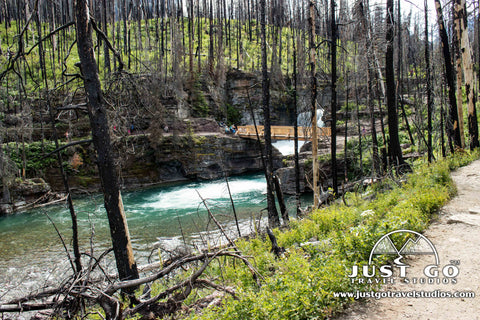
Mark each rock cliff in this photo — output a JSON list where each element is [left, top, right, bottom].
[[44, 131, 282, 193]]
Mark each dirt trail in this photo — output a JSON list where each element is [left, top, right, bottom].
[[336, 159, 480, 320]]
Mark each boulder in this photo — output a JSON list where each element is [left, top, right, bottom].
[[11, 178, 51, 200], [0, 204, 13, 215], [120, 134, 283, 187], [275, 166, 305, 195], [299, 140, 330, 153], [156, 134, 283, 180]]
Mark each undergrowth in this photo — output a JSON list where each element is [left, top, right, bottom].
[[184, 150, 479, 320]]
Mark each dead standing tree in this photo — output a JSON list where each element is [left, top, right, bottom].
[[354, 0, 381, 176], [260, 0, 281, 227], [74, 0, 139, 286], [434, 0, 462, 151], [385, 0, 406, 170], [309, 0, 320, 208], [330, 0, 338, 196], [425, 0, 434, 162], [454, 0, 479, 149]]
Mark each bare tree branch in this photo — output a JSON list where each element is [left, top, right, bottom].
[[0, 0, 39, 82], [90, 18, 124, 71], [41, 139, 92, 160]]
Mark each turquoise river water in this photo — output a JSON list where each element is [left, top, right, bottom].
[[0, 173, 307, 299]]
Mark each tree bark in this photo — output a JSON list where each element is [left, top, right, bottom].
[[293, 30, 301, 215], [455, 0, 480, 149], [260, 0, 280, 227], [385, 0, 405, 169], [330, 0, 338, 195], [434, 0, 462, 150], [74, 0, 139, 285], [453, 15, 466, 149], [425, 0, 434, 162], [273, 175, 288, 224], [309, 0, 319, 207]]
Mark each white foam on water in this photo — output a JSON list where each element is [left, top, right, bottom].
[[272, 140, 306, 155], [142, 177, 266, 210]]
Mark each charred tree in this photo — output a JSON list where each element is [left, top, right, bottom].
[[293, 27, 301, 214], [309, 0, 319, 207], [453, 11, 466, 149], [434, 0, 462, 151], [356, 0, 380, 176], [74, 0, 139, 286], [455, 0, 479, 149], [385, 0, 406, 169], [425, 0, 434, 162], [396, 0, 415, 146], [260, 0, 280, 227], [102, 0, 110, 74], [330, 0, 338, 195]]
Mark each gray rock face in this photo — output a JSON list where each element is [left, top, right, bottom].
[[44, 133, 283, 193], [225, 69, 296, 126], [275, 166, 305, 195], [11, 178, 51, 199], [151, 134, 283, 181]]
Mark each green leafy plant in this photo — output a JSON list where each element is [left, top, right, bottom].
[[187, 151, 478, 320]]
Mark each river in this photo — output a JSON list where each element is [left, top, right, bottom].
[[0, 172, 309, 300]]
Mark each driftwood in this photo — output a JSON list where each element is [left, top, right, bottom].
[[19, 192, 68, 211], [0, 302, 56, 312], [0, 189, 265, 319], [32, 195, 68, 209]]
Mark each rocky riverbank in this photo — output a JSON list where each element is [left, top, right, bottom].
[[1, 127, 284, 215]]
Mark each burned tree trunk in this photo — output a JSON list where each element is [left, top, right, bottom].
[[357, 0, 380, 176], [453, 13, 466, 148], [260, 0, 280, 227], [309, 0, 319, 207], [455, 0, 479, 149], [330, 0, 338, 195], [434, 0, 462, 150], [425, 0, 434, 162], [293, 29, 301, 214], [385, 0, 405, 169], [74, 0, 139, 285]]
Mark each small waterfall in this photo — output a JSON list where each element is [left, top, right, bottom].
[[297, 108, 324, 128], [272, 109, 325, 155]]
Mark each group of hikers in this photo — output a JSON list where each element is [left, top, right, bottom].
[[219, 121, 238, 134]]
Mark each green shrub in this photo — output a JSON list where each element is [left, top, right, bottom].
[[226, 104, 242, 126], [3, 140, 70, 176]]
